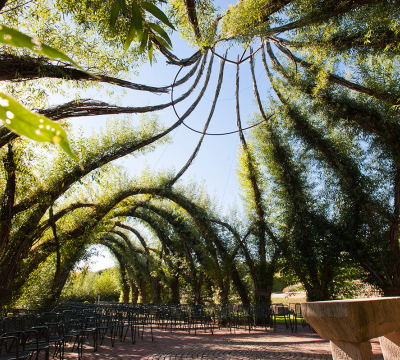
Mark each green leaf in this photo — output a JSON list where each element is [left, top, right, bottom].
[[131, 1, 143, 35], [124, 21, 137, 52], [117, 0, 127, 15], [153, 34, 171, 50], [0, 93, 76, 159], [0, 25, 81, 69], [148, 22, 172, 47], [139, 29, 149, 53], [141, 2, 176, 30], [148, 42, 153, 65], [110, 0, 121, 28]]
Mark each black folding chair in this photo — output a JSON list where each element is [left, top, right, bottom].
[[0, 334, 31, 360], [271, 304, 293, 332], [63, 319, 82, 360], [42, 312, 64, 360], [133, 308, 153, 342], [96, 314, 114, 347], [81, 317, 97, 353]]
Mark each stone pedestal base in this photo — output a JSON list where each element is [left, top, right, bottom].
[[330, 340, 374, 360], [379, 332, 400, 360]]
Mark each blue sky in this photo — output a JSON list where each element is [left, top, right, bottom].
[[66, 0, 274, 271]]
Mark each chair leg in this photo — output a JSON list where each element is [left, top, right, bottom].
[[133, 323, 136, 344], [93, 331, 97, 352]]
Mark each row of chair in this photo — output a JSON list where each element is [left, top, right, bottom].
[[0, 306, 155, 360], [0, 302, 308, 359]]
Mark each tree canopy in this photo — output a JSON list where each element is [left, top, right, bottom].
[[1, 0, 400, 307]]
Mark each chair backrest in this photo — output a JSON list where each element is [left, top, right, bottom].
[[65, 319, 81, 333], [295, 303, 302, 316], [0, 335, 21, 356], [3, 316, 21, 333], [98, 314, 112, 327], [276, 305, 289, 316], [42, 312, 59, 324], [254, 304, 266, 317], [63, 310, 77, 323], [85, 316, 97, 329], [20, 314, 35, 330]]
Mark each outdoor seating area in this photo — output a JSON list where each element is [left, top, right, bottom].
[[0, 301, 311, 359], [1, 0, 398, 359]]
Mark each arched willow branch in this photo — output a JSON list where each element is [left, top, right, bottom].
[[113, 53, 218, 217], [109, 229, 144, 257], [274, 42, 397, 105], [211, 219, 255, 278], [151, 37, 202, 66], [169, 52, 226, 186], [173, 56, 201, 87], [264, 44, 396, 289], [237, 52, 267, 272], [38, 52, 208, 121], [265, 42, 400, 162], [122, 201, 249, 304], [274, 32, 400, 52], [12, 53, 214, 218], [114, 203, 205, 276], [265, 0, 379, 36], [0, 57, 202, 150], [0, 53, 169, 94], [115, 222, 152, 258], [31, 203, 98, 246]]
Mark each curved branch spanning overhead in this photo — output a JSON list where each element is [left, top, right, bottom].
[[0, 53, 170, 94], [38, 53, 209, 121], [168, 52, 223, 186], [264, 42, 400, 161], [273, 42, 397, 105], [12, 54, 216, 218], [264, 0, 380, 36], [273, 33, 400, 52], [112, 196, 250, 304], [31, 203, 98, 245], [0, 55, 203, 149], [152, 39, 202, 66]]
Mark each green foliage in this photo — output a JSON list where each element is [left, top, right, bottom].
[[329, 266, 372, 300], [4, 0, 400, 308], [0, 24, 82, 67], [61, 268, 122, 303], [141, 2, 175, 31], [0, 22, 90, 157], [0, 94, 76, 158], [168, 0, 218, 48], [220, 0, 269, 44], [272, 274, 291, 293], [59, 0, 175, 63], [13, 256, 57, 309]]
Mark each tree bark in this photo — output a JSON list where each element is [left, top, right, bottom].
[[131, 281, 139, 303]]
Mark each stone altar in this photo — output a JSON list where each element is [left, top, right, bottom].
[[301, 297, 400, 360]]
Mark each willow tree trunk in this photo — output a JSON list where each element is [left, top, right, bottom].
[[122, 284, 130, 303], [131, 281, 139, 303], [193, 271, 204, 304], [139, 279, 147, 303], [152, 277, 161, 303]]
